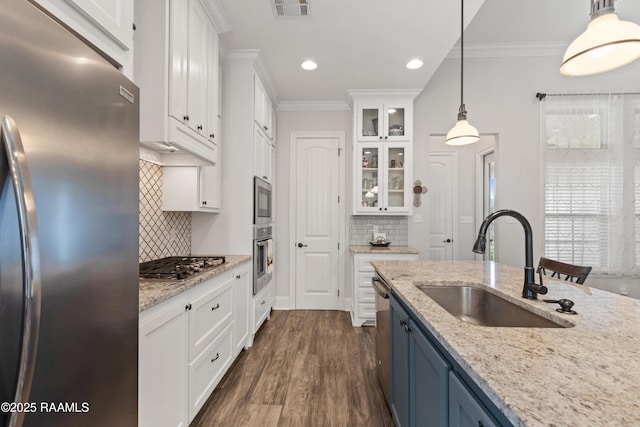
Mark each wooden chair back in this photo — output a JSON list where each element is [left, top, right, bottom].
[[537, 257, 592, 285]]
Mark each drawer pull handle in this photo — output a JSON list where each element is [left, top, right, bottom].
[[211, 353, 220, 363], [211, 303, 220, 311], [261, 300, 266, 305]]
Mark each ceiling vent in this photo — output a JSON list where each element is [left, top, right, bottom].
[[271, 0, 310, 18]]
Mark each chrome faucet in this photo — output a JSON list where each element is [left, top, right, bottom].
[[472, 209, 548, 299]]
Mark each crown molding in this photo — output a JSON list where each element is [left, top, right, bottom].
[[223, 49, 279, 104], [347, 89, 423, 101], [276, 101, 351, 111], [202, 0, 232, 33], [446, 42, 568, 59]]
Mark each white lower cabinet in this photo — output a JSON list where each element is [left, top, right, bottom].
[[188, 323, 233, 422], [139, 300, 188, 427], [351, 252, 418, 326], [139, 262, 250, 427], [251, 281, 273, 343], [233, 265, 252, 354]]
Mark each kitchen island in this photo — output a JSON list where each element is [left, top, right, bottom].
[[372, 260, 640, 427]]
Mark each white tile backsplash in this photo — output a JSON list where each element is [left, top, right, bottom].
[[350, 216, 408, 246], [139, 160, 191, 262]]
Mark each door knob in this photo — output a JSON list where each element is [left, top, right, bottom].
[[297, 243, 308, 248], [443, 238, 452, 243]]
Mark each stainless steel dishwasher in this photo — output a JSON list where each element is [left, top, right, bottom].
[[372, 272, 391, 402]]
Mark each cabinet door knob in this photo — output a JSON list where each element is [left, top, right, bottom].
[[209, 133, 215, 139], [202, 201, 207, 205], [443, 238, 452, 243], [263, 125, 268, 131], [384, 136, 388, 140], [297, 243, 308, 248], [379, 136, 383, 140], [236, 275, 241, 279], [197, 125, 203, 130], [185, 303, 192, 311], [183, 115, 189, 121]]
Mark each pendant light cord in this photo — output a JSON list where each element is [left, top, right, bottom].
[[460, 0, 464, 109], [457, 0, 467, 120]]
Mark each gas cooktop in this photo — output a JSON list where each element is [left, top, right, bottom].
[[139, 256, 226, 280]]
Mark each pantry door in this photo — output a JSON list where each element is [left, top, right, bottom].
[[428, 152, 456, 260], [291, 132, 344, 310]]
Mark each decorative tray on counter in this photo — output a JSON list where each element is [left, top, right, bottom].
[[369, 241, 391, 247]]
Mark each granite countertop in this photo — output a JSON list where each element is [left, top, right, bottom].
[[371, 260, 640, 427], [139, 255, 252, 312], [349, 245, 419, 254]]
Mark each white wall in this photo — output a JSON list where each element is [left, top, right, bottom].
[[273, 109, 352, 307], [411, 54, 640, 298]]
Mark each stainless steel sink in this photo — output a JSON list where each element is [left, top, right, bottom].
[[416, 285, 567, 328]]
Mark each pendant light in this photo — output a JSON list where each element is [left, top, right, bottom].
[[446, 0, 479, 146], [561, 0, 640, 76]]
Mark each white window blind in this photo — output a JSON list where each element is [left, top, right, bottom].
[[541, 93, 640, 275]]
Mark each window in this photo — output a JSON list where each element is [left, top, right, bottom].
[[541, 93, 640, 275]]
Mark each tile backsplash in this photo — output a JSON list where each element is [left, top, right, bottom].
[[139, 160, 191, 262], [350, 216, 408, 246]]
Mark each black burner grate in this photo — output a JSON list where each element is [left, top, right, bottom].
[[139, 256, 226, 280]]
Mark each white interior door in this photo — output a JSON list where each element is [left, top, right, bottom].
[[294, 137, 340, 309], [428, 153, 455, 260]]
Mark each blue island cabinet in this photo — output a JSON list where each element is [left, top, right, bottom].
[[390, 295, 449, 427], [390, 293, 509, 427]]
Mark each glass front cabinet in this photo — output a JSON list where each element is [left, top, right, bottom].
[[350, 90, 418, 216], [356, 101, 413, 142], [356, 142, 412, 214]]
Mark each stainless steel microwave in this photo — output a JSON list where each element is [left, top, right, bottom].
[[254, 176, 272, 224]]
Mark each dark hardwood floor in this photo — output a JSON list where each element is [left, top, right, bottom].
[[191, 310, 395, 427]]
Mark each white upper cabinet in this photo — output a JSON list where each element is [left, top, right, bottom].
[[33, 0, 134, 76], [162, 166, 221, 213], [350, 90, 420, 216], [355, 142, 412, 214], [253, 74, 275, 140], [135, 0, 222, 164], [356, 100, 413, 142]]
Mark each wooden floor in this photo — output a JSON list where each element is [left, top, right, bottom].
[[191, 310, 395, 427]]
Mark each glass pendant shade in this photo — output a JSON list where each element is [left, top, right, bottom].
[[561, 12, 640, 76], [446, 118, 480, 146]]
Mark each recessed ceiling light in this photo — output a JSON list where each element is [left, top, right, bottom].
[[406, 59, 423, 70], [301, 60, 317, 70]]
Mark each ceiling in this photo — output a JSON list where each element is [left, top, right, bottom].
[[216, 0, 640, 105]]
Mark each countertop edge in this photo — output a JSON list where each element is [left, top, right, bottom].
[[349, 245, 420, 254], [139, 255, 252, 312]]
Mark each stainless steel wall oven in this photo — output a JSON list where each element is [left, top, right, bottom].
[[254, 176, 272, 224], [253, 224, 273, 295]]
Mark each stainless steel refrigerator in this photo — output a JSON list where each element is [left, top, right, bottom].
[[1, 1, 139, 426]]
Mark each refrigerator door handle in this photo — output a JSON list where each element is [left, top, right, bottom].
[[1, 115, 42, 427]]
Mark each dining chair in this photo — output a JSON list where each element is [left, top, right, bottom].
[[537, 257, 592, 285]]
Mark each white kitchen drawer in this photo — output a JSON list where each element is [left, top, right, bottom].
[[188, 322, 233, 422], [188, 274, 234, 361], [358, 286, 375, 303], [357, 271, 375, 288], [358, 258, 375, 272], [358, 302, 376, 320], [253, 284, 272, 334]]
